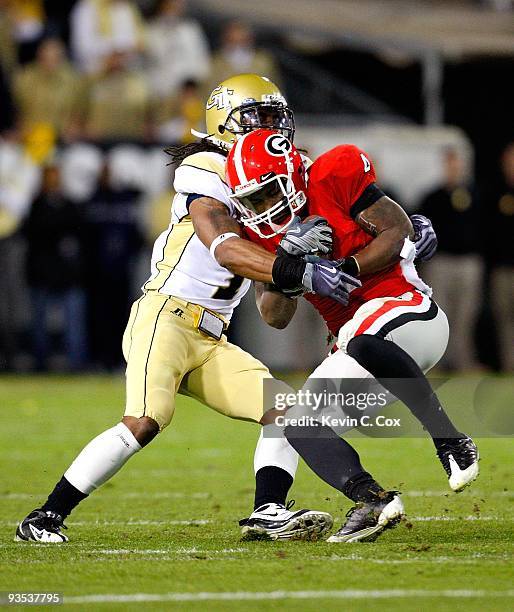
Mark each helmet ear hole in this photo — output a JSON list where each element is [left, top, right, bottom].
[[218, 125, 225, 134]]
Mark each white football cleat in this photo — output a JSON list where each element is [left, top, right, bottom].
[[15, 509, 68, 543], [436, 435, 480, 492], [239, 501, 333, 541], [327, 492, 404, 543]]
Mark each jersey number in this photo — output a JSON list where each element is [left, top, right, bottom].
[[361, 154, 371, 173], [213, 274, 245, 300]]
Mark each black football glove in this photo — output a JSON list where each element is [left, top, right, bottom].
[[278, 215, 333, 257], [410, 214, 438, 262]]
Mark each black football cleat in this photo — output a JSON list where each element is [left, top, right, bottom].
[[239, 501, 333, 541], [436, 434, 479, 492], [15, 509, 68, 543], [327, 492, 404, 543]]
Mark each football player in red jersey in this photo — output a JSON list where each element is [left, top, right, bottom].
[[224, 129, 480, 542]]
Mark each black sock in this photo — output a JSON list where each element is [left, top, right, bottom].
[[41, 476, 88, 519], [254, 466, 293, 509], [284, 422, 383, 500], [342, 471, 387, 503], [347, 335, 461, 439]]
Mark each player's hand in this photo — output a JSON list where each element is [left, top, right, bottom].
[[411, 214, 438, 262], [302, 255, 361, 305], [278, 216, 333, 257]]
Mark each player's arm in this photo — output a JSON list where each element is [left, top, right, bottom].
[[255, 282, 297, 329], [190, 196, 277, 282], [352, 196, 414, 275], [191, 197, 354, 304]]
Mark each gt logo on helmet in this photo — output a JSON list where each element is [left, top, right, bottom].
[[206, 86, 235, 111], [265, 134, 292, 156]]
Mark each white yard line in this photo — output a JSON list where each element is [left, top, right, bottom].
[[404, 490, 511, 497], [65, 589, 514, 604], [0, 543, 509, 567], [410, 515, 502, 521], [69, 519, 211, 526], [0, 492, 210, 500], [3, 490, 511, 501], [324, 554, 510, 565], [1, 519, 211, 527], [2, 516, 512, 528], [87, 547, 248, 555], [74, 553, 511, 564]]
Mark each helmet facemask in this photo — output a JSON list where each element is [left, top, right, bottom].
[[222, 102, 295, 143], [231, 172, 306, 238]]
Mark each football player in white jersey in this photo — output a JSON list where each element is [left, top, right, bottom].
[[15, 74, 439, 544], [16, 75, 360, 544]]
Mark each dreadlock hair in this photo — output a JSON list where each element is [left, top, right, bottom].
[[164, 138, 228, 166]]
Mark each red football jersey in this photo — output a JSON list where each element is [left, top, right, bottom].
[[243, 144, 416, 336]]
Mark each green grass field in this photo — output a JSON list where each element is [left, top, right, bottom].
[[0, 375, 512, 611]]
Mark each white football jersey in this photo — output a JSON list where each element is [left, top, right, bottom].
[[143, 151, 251, 320]]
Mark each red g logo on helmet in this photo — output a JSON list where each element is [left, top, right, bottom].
[[265, 134, 292, 156]]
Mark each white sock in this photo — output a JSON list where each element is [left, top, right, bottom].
[[254, 426, 299, 479], [64, 423, 142, 494]]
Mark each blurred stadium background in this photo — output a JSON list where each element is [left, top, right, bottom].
[[0, 0, 513, 376]]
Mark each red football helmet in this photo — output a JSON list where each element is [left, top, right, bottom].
[[226, 129, 307, 238]]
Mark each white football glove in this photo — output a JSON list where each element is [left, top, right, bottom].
[[278, 216, 333, 257]]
